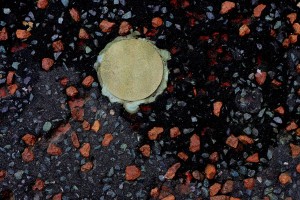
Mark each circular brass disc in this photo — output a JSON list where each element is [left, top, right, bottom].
[[100, 39, 164, 101]]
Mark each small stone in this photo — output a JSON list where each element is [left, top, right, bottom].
[[287, 13, 297, 24], [91, 120, 101, 132], [69, 8, 80, 22], [189, 133, 200, 152], [238, 135, 254, 145], [37, 0, 48, 9], [148, 127, 164, 140], [71, 132, 80, 148], [246, 153, 259, 163], [99, 20, 115, 33], [32, 179, 45, 191], [177, 152, 188, 161], [82, 75, 94, 87], [253, 4, 266, 17], [290, 143, 300, 158], [79, 28, 89, 39], [16, 29, 31, 39], [81, 161, 93, 172], [170, 127, 181, 138], [192, 170, 204, 180], [226, 134, 238, 148], [220, 1, 235, 14], [0, 170, 6, 181], [82, 120, 90, 130], [0, 27, 8, 41], [47, 143, 62, 156], [278, 172, 292, 185], [43, 122, 52, 132], [255, 71, 267, 85], [293, 23, 300, 35], [239, 24, 250, 37], [205, 164, 217, 180], [210, 183, 222, 196], [52, 193, 62, 200], [22, 133, 36, 146], [139, 144, 150, 157], [221, 180, 234, 194], [66, 86, 78, 97], [42, 58, 54, 71], [102, 133, 113, 147], [119, 21, 132, 35], [150, 187, 160, 198], [213, 101, 223, 117], [164, 162, 181, 179], [52, 40, 64, 52], [22, 147, 34, 162], [79, 143, 90, 157], [244, 178, 255, 190], [152, 17, 163, 28], [125, 165, 141, 181]]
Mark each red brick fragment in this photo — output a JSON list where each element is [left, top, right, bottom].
[[220, 1, 235, 14], [210, 183, 221, 196], [0, 170, 7, 181], [52, 40, 64, 52], [125, 165, 141, 181], [152, 17, 163, 28], [279, 172, 292, 185], [170, 127, 181, 138], [22, 147, 34, 162], [205, 164, 217, 179], [42, 58, 54, 71], [119, 21, 132, 35], [37, 0, 48, 9], [164, 162, 181, 179], [80, 143, 90, 158], [82, 75, 94, 87], [246, 153, 259, 163], [69, 8, 80, 22], [52, 193, 62, 200], [102, 133, 113, 147], [81, 161, 93, 172], [47, 143, 62, 156], [16, 30, 31, 39], [79, 28, 89, 39], [226, 134, 238, 148], [244, 178, 255, 190], [99, 20, 115, 33], [71, 132, 80, 148], [189, 133, 200, 152], [66, 86, 78, 98], [32, 179, 45, 191], [6, 71, 15, 85], [139, 144, 151, 157], [148, 127, 164, 140], [253, 4, 266, 18], [0, 27, 8, 41]]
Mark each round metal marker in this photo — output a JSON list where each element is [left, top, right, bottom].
[[95, 33, 170, 113]]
